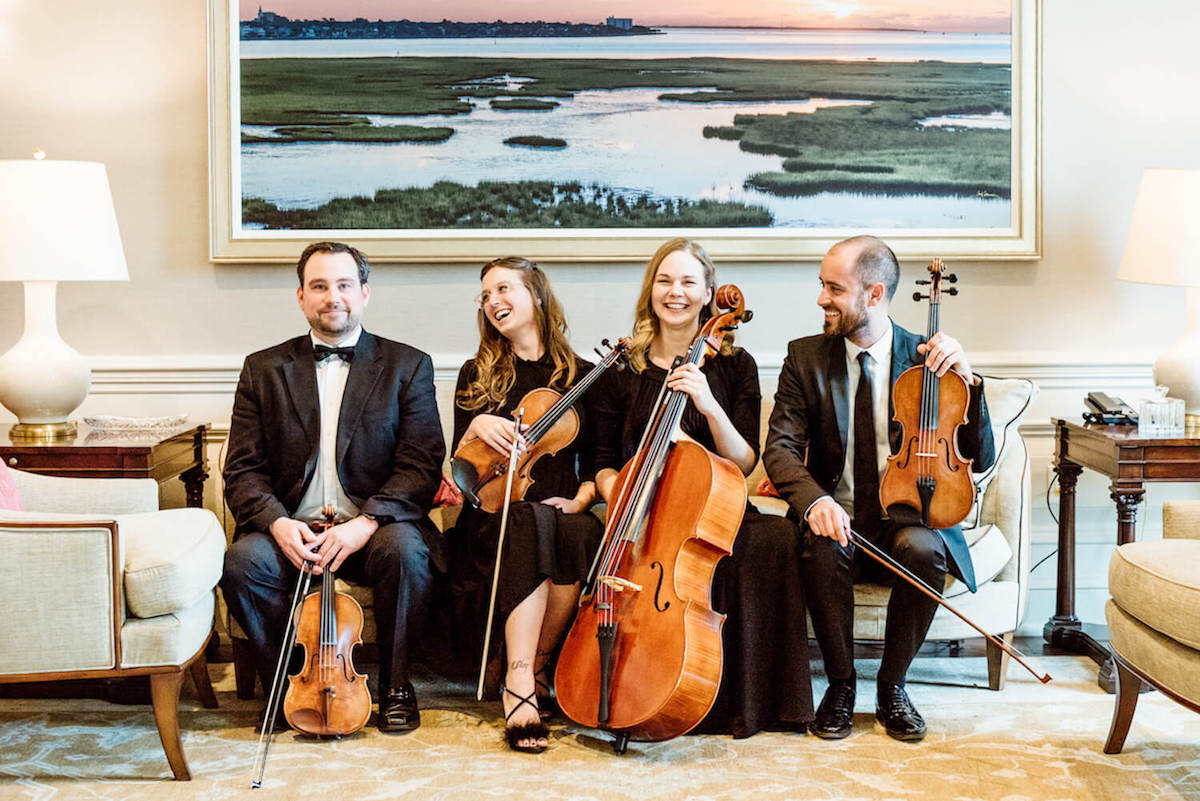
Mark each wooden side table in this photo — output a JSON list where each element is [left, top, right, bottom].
[[1047, 418, 1200, 689], [0, 423, 211, 507]]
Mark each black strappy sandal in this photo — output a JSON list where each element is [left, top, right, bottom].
[[501, 685, 549, 754]]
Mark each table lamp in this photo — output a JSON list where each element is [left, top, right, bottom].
[[0, 155, 129, 439], [1116, 168, 1200, 432]]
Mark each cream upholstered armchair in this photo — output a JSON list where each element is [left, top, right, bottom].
[[752, 376, 1038, 690], [0, 467, 226, 780], [1104, 500, 1200, 753]]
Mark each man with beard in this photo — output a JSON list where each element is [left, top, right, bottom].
[[221, 241, 445, 733], [763, 235, 994, 742]]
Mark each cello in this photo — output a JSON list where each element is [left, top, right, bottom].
[[555, 285, 753, 754], [451, 338, 629, 512], [879, 258, 976, 530]]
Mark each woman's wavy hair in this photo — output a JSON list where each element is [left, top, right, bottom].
[[456, 257, 578, 412], [627, 238, 732, 373]]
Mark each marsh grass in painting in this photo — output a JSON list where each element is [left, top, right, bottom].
[[240, 54, 1012, 229]]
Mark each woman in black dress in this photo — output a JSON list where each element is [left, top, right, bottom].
[[592, 238, 813, 738], [450, 257, 603, 753]]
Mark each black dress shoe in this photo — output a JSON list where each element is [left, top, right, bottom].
[[875, 683, 926, 741], [378, 682, 420, 733], [810, 680, 856, 739]]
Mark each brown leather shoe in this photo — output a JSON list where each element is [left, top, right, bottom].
[[875, 683, 926, 741], [810, 680, 855, 739], [378, 682, 420, 733]]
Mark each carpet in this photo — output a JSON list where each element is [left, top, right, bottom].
[[1, 656, 1197, 801]]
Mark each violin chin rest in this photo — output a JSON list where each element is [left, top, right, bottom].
[[450, 457, 481, 507]]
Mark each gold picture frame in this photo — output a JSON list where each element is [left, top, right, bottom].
[[207, 1, 1040, 263]]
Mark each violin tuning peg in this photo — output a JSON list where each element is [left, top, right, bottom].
[[946, 287, 959, 295], [741, 309, 754, 323], [946, 274, 958, 283], [915, 279, 931, 285], [913, 291, 926, 301]]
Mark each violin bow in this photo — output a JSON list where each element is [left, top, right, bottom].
[[250, 558, 314, 788], [848, 528, 1052, 684], [477, 409, 525, 701]]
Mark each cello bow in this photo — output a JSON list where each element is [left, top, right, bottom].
[[848, 528, 1052, 684]]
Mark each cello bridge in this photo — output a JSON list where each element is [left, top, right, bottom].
[[598, 576, 643, 593]]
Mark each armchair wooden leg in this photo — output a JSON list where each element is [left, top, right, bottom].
[[188, 651, 219, 709], [149, 669, 191, 780], [1104, 655, 1142, 754], [232, 636, 258, 700], [986, 631, 1014, 690]]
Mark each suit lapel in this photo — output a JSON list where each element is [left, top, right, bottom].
[[887, 322, 921, 450], [337, 331, 384, 464], [281, 337, 320, 444], [828, 337, 849, 461]]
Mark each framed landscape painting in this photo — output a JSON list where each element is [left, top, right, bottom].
[[207, 0, 1040, 262]]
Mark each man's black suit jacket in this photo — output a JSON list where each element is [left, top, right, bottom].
[[223, 331, 446, 558], [763, 322, 995, 591]]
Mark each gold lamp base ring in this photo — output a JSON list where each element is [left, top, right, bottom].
[[9, 421, 78, 441]]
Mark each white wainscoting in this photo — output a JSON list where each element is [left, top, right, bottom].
[[31, 350, 1196, 639]]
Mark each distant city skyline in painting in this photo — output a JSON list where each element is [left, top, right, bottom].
[[239, 1, 1011, 33]]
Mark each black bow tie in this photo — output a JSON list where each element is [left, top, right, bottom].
[[313, 345, 355, 363]]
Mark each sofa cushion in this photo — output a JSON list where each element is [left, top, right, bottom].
[[122, 508, 226, 619], [0, 461, 22, 511], [1109, 539, 1200, 649], [1106, 600, 1200, 706], [962, 377, 1036, 531]]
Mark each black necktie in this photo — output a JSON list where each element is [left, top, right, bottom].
[[853, 350, 881, 536], [313, 345, 355, 363]]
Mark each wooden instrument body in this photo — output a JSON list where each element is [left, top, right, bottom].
[[452, 386, 579, 513], [283, 579, 372, 737], [555, 439, 746, 741], [880, 365, 975, 530]]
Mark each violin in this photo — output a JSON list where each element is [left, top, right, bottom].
[[555, 285, 753, 754], [451, 338, 629, 513], [879, 258, 976, 530], [282, 506, 371, 737]]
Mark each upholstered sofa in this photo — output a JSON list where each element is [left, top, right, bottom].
[[1104, 499, 1200, 753], [225, 374, 1037, 696], [0, 467, 226, 780]]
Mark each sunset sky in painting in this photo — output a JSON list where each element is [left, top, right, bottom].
[[240, 2, 1011, 33]]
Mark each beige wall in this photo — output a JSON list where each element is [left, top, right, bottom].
[[3, 0, 1199, 636]]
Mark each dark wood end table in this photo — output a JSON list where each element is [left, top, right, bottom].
[[0, 422, 211, 507], [1047, 418, 1200, 690]]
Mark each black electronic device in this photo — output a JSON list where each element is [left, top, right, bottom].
[[1084, 392, 1138, 425]]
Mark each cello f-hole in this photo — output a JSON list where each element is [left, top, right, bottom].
[[650, 561, 671, 613]]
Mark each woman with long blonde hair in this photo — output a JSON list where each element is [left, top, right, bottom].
[[590, 238, 813, 738], [447, 257, 602, 753]]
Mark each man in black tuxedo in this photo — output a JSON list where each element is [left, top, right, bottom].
[[764, 235, 994, 742], [221, 241, 445, 733]]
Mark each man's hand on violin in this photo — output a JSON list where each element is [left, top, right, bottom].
[[313, 516, 376, 573], [916, 332, 979, 385], [465, 413, 529, 456], [667, 363, 719, 416], [807, 497, 851, 547], [269, 516, 322, 570]]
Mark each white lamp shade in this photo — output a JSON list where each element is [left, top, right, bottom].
[[1116, 168, 1200, 288], [0, 159, 128, 282]]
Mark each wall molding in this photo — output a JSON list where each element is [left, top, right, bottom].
[[88, 351, 1156, 396]]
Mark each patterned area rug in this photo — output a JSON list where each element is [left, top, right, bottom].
[[1, 655, 1197, 801]]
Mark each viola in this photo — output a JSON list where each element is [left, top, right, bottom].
[[555, 285, 753, 754], [282, 508, 372, 737], [879, 258, 976, 530], [451, 338, 629, 513]]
